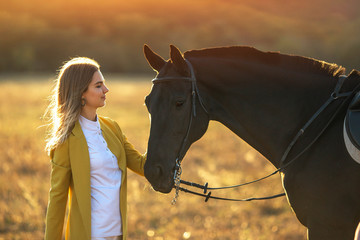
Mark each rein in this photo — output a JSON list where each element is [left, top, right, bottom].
[[152, 60, 358, 204]]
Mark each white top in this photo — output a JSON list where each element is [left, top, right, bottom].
[[79, 115, 122, 238]]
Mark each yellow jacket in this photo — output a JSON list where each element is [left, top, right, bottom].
[[45, 116, 146, 240]]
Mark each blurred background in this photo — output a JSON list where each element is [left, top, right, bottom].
[[0, 0, 359, 74], [0, 0, 359, 239]]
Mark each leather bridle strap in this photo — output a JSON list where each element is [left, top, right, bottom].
[[279, 75, 350, 166], [152, 59, 208, 204], [152, 60, 206, 166], [152, 59, 208, 117], [179, 187, 285, 202]]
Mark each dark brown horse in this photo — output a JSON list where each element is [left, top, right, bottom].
[[143, 44, 360, 239]]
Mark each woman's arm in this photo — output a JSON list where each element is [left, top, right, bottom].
[[122, 133, 147, 175], [113, 121, 146, 175], [44, 140, 71, 240]]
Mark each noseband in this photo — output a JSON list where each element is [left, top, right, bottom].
[[152, 59, 358, 204]]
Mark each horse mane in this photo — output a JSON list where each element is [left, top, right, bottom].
[[184, 46, 346, 77]]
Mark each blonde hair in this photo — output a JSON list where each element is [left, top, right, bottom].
[[45, 57, 100, 154]]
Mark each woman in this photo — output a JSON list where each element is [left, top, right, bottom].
[[44, 57, 146, 240]]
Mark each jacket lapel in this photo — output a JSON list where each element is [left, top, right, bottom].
[[69, 121, 91, 239], [99, 119, 126, 172]]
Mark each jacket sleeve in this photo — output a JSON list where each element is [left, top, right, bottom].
[[113, 121, 147, 176], [44, 140, 71, 240]]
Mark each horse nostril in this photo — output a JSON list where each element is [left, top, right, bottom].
[[145, 164, 163, 181]]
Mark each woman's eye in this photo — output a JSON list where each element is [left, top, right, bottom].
[[176, 100, 184, 107], [96, 85, 101, 88]]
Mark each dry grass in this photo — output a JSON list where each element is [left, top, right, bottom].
[[0, 74, 307, 239]]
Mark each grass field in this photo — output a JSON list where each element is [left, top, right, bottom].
[[0, 74, 307, 239]]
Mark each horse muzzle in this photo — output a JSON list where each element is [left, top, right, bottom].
[[144, 162, 174, 193]]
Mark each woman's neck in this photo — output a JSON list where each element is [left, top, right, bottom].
[[80, 108, 97, 121]]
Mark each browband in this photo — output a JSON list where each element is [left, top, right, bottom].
[[152, 60, 196, 83]]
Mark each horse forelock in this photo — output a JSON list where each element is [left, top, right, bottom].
[[184, 46, 346, 77]]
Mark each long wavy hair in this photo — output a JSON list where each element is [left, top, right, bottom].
[[45, 57, 100, 154]]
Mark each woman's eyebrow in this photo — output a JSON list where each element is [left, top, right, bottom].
[[94, 81, 103, 85]]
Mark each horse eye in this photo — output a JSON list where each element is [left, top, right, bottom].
[[176, 100, 184, 107]]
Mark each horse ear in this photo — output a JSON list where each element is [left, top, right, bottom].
[[170, 45, 189, 75], [144, 44, 166, 73]]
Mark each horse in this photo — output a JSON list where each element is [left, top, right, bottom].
[[142, 44, 360, 240]]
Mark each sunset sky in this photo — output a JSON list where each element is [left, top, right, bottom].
[[0, 0, 359, 72]]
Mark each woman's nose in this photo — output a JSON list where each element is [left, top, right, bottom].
[[103, 85, 109, 93]]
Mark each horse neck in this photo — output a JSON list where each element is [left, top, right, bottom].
[[193, 57, 337, 168]]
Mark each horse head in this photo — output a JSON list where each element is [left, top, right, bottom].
[[143, 44, 209, 193]]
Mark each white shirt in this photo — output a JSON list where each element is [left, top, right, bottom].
[[79, 115, 122, 238]]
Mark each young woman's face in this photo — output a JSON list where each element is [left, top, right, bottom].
[[82, 70, 109, 109]]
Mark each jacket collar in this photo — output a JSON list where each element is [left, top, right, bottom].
[[71, 117, 107, 137], [71, 120, 84, 137]]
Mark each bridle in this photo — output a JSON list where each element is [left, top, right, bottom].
[[152, 59, 359, 204], [152, 59, 208, 204]]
